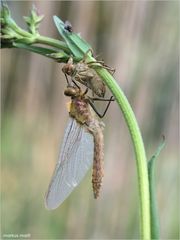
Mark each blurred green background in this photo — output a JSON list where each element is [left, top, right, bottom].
[[1, 1, 179, 239]]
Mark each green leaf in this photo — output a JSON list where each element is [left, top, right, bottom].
[[0, 3, 10, 19], [47, 51, 70, 62], [148, 136, 165, 239], [14, 37, 35, 44], [12, 43, 56, 57], [1, 4, 19, 29], [53, 16, 93, 60], [12, 43, 69, 62], [1, 26, 17, 37], [23, 5, 44, 34]]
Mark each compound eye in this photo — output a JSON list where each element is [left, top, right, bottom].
[[67, 65, 75, 75], [62, 64, 74, 76], [62, 65, 68, 74], [64, 87, 77, 97]]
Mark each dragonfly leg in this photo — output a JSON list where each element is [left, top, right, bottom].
[[83, 88, 89, 96], [87, 61, 115, 74], [64, 73, 71, 86], [72, 79, 81, 89], [88, 96, 114, 118], [90, 96, 115, 102]]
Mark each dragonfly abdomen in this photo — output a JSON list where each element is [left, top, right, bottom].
[[88, 121, 104, 198]]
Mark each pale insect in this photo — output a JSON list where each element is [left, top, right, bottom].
[[62, 53, 115, 98], [45, 85, 113, 209], [64, 20, 73, 33]]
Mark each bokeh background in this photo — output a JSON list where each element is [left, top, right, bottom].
[[1, 1, 179, 239]]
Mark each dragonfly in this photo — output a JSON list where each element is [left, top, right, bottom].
[[45, 84, 114, 210], [62, 52, 115, 98]]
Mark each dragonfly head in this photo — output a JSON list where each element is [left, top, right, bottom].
[[64, 86, 80, 97], [62, 57, 75, 76]]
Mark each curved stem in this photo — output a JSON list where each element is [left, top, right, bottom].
[[96, 68, 151, 239]]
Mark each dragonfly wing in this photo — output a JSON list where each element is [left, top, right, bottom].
[[45, 118, 94, 209]]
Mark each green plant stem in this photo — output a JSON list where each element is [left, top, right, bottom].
[[6, 18, 33, 38], [35, 35, 70, 53], [96, 68, 151, 240]]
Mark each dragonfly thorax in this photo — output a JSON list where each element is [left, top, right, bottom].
[[70, 97, 92, 125]]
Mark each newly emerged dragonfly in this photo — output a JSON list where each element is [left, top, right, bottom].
[[45, 84, 113, 209], [62, 53, 114, 98]]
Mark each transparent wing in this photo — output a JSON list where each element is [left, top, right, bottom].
[[45, 117, 94, 209]]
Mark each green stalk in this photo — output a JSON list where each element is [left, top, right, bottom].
[[35, 35, 70, 53], [96, 68, 151, 239]]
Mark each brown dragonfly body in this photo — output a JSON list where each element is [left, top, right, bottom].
[[64, 86, 104, 198], [62, 57, 106, 97]]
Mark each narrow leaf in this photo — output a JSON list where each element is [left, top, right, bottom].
[[13, 43, 69, 61], [53, 16, 92, 60], [148, 136, 165, 239]]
